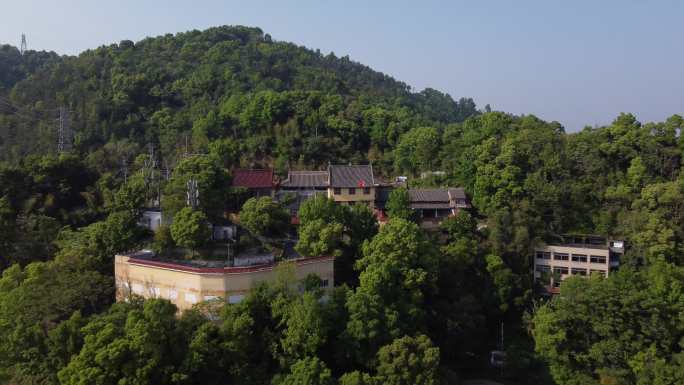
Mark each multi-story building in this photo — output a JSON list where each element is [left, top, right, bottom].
[[327, 164, 376, 208], [115, 251, 335, 311], [533, 234, 624, 294]]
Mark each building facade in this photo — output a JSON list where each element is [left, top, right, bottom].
[[115, 252, 335, 311], [533, 235, 624, 294], [327, 164, 376, 208]]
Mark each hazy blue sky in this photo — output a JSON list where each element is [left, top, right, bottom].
[[1, 0, 682, 130]]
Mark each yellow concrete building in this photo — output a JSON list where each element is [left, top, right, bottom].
[[115, 252, 335, 311], [326, 164, 376, 208]]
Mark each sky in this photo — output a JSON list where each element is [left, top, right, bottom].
[[1, 0, 682, 131]]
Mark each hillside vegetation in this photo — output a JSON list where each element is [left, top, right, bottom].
[[1, 25, 684, 385]]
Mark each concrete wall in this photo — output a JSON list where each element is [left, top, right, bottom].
[[115, 255, 334, 311]]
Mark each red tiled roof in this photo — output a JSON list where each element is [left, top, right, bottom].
[[232, 169, 274, 189]]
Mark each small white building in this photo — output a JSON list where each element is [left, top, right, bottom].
[[139, 210, 163, 232]]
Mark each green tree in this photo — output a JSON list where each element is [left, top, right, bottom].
[[163, 155, 228, 221], [376, 335, 440, 385], [295, 220, 344, 257], [55, 209, 145, 271], [394, 127, 441, 175], [346, 219, 439, 366], [298, 195, 344, 226], [239, 197, 290, 238], [170, 207, 211, 256], [0, 260, 111, 383], [339, 371, 377, 385], [532, 263, 684, 385], [275, 357, 334, 385], [58, 299, 188, 385], [274, 291, 330, 365], [386, 187, 415, 221]]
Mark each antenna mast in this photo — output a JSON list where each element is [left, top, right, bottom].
[[20, 34, 27, 55], [186, 178, 199, 209]]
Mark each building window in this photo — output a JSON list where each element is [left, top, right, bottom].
[[590, 255, 607, 264], [553, 253, 569, 261], [363, 187, 371, 195], [553, 267, 569, 275], [571, 254, 587, 263], [320, 279, 329, 287], [535, 265, 551, 273], [334, 188, 341, 195], [571, 268, 587, 276], [349, 188, 356, 195], [536, 251, 551, 260]]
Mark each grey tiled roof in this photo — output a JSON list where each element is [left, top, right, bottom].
[[408, 188, 467, 202], [408, 187, 469, 209], [409, 189, 450, 202], [281, 171, 329, 188], [329, 165, 375, 188], [447, 188, 466, 200]]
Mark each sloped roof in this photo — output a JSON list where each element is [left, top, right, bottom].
[[281, 171, 329, 188], [409, 188, 450, 203], [408, 187, 468, 209], [329, 165, 375, 188], [447, 187, 466, 200], [409, 188, 467, 202], [232, 169, 274, 189]]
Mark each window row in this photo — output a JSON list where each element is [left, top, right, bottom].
[[535, 264, 607, 278], [333, 187, 371, 195], [535, 251, 607, 264]]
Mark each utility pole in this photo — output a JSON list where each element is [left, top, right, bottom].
[[20, 34, 27, 55]]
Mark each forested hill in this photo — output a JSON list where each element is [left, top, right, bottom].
[[0, 25, 477, 168]]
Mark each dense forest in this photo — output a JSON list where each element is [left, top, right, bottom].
[[1, 25, 684, 385]]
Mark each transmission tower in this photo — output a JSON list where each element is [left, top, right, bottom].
[[56, 107, 71, 153], [20, 34, 27, 55]]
